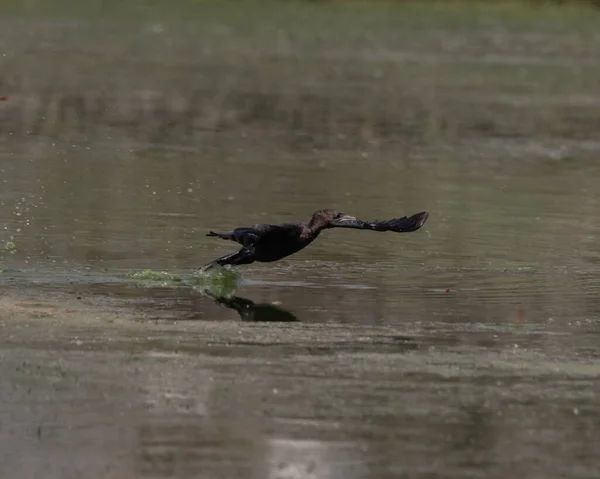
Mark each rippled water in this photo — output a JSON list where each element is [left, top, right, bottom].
[[1, 2, 600, 478]]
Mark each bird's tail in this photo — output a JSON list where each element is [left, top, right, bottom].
[[206, 231, 235, 241]]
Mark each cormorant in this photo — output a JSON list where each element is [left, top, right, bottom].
[[202, 209, 428, 269]]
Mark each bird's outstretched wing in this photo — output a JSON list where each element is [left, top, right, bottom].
[[331, 211, 428, 233]]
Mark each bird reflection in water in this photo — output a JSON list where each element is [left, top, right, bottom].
[[200, 289, 298, 322]]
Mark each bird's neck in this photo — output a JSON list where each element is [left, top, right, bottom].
[[307, 217, 328, 232], [301, 222, 324, 240]]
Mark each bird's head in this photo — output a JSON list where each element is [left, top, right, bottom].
[[309, 209, 358, 230]]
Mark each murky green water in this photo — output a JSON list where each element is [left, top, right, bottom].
[[1, 2, 599, 478]]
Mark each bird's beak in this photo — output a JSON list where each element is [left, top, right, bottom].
[[330, 215, 360, 228]]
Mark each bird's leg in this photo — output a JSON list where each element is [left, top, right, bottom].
[[199, 248, 256, 271]]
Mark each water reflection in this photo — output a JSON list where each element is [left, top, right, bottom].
[[200, 289, 299, 322]]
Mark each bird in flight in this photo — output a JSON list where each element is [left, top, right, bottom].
[[202, 209, 428, 270]]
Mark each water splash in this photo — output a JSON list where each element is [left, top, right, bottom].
[[124, 267, 241, 297], [125, 269, 181, 282], [186, 267, 242, 297]]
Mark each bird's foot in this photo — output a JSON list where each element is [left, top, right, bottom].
[[198, 262, 229, 273]]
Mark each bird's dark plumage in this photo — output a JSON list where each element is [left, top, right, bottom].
[[202, 209, 428, 270]]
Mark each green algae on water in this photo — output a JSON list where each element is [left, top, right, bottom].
[[3, 240, 17, 253], [186, 267, 241, 298], [125, 269, 182, 282], [124, 267, 241, 297], [0, 267, 21, 273]]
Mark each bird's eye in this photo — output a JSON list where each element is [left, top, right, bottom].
[[336, 213, 343, 219]]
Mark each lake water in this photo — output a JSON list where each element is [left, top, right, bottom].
[[1, 2, 599, 478]]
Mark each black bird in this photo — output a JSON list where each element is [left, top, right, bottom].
[[202, 209, 428, 270]]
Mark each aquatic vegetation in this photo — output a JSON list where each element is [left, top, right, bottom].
[[125, 269, 181, 282], [2, 240, 17, 254], [124, 267, 241, 297], [0, 267, 21, 273], [187, 267, 241, 298]]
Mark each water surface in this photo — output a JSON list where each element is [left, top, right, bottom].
[[1, 2, 599, 478]]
